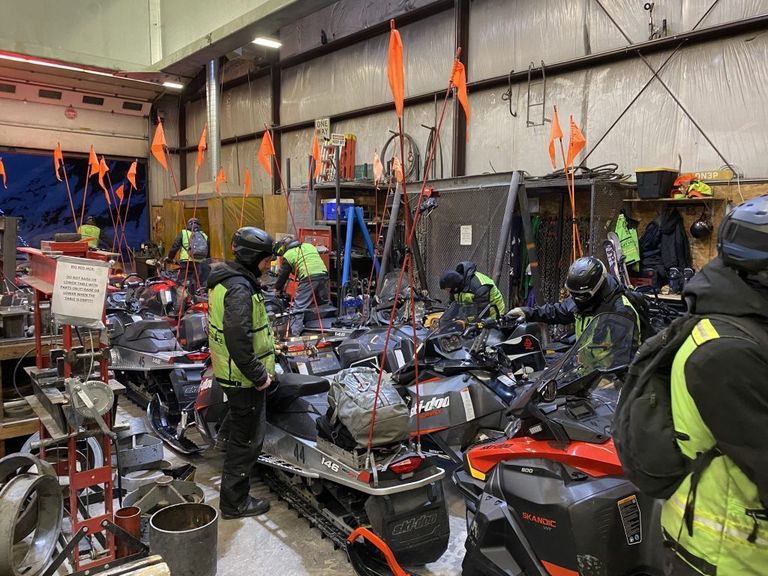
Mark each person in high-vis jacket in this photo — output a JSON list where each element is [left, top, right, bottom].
[[273, 236, 330, 336], [439, 261, 506, 319], [168, 217, 210, 286], [659, 196, 768, 575], [508, 256, 641, 347], [78, 216, 102, 249], [207, 226, 276, 520]]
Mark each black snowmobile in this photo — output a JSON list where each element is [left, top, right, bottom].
[[454, 312, 664, 576], [107, 284, 209, 454], [194, 371, 451, 569]]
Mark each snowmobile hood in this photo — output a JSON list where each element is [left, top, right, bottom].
[[456, 261, 477, 288], [684, 257, 768, 321], [206, 261, 260, 291]]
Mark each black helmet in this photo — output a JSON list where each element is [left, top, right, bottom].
[[718, 195, 768, 275], [273, 235, 299, 257], [439, 270, 463, 292], [85, 215, 96, 225], [232, 227, 274, 267], [187, 217, 200, 230], [690, 209, 712, 240], [565, 256, 607, 306]]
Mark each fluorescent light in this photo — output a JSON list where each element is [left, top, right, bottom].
[[163, 81, 184, 90], [252, 37, 282, 49]]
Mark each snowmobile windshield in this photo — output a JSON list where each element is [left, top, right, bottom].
[[540, 312, 635, 394], [377, 271, 411, 304]]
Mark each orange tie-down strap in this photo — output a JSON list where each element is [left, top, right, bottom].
[[346, 526, 410, 576]]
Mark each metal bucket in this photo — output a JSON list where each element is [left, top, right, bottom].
[[149, 503, 218, 576], [114, 506, 141, 558]]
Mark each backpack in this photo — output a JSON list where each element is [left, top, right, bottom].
[[621, 288, 657, 342], [185, 228, 208, 260], [614, 314, 767, 501], [323, 367, 410, 449]]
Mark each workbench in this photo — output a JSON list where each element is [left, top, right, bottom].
[[0, 334, 89, 456]]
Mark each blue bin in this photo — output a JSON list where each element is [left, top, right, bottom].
[[322, 201, 355, 219]]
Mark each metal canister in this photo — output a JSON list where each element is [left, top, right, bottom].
[[149, 503, 218, 576]]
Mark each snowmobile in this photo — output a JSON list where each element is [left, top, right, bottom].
[[454, 312, 664, 576], [106, 285, 209, 454], [194, 371, 451, 569]]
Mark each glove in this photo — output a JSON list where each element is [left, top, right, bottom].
[[506, 307, 526, 321]]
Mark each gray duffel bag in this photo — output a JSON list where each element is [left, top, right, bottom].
[[328, 367, 410, 449]]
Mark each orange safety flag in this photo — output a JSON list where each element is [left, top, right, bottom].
[[258, 130, 276, 176], [88, 145, 99, 177], [115, 184, 125, 203], [196, 125, 207, 171], [98, 157, 109, 192], [54, 143, 64, 181], [215, 166, 226, 196], [127, 160, 137, 189], [566, 115, 586, 168], [311, 131, 321, 179], [373, 151, 383, 185], [387, 20, 405, 119], [0, 157, 6, 189], [243, 168, 252, 197], [151, 122, 168, 171], [548, 106, 563, 169], [392, 156, 404, 184], [451, 58, 470, 131]]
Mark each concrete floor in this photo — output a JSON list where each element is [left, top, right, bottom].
[[117, 402, 468, 576]]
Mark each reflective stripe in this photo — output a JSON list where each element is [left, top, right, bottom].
[[692, 319, 719, 346], [667, 493, 768, 546]]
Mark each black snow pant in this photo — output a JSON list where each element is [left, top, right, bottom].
[[219, 386, 266, 515]]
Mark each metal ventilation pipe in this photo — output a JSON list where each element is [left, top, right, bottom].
[[205, 59, 221, 181]]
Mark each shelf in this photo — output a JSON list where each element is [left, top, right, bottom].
[[623, 197, 724, 204], [317, 220, 377, 226]]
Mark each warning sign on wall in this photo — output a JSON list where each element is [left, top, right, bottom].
[[51, 256, 110, 328]]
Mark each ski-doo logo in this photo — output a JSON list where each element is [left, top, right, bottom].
[[410, 396, 450, 416], [522, 512, 557, 529], [391, 511, 438, 535]]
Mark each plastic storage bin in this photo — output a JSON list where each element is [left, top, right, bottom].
[[635, 168, 679, 199], [321, 199, 355, 219]]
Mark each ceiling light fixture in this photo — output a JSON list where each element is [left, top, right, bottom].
[[252, 37, 282, 49], [163, 81, 184, 90], [0, 51, 181, 90]]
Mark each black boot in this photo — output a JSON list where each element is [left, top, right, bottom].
[[221, 496, 270, 520]]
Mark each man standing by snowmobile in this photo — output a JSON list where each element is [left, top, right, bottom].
[[273, 235, 330, 336], [660, 196, 768, 575], [439, 261, 506, 319], [208, 227, 276, 519], [507, 256, 642, 347]]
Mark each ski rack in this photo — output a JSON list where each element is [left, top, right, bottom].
[[19, 241, 147, 575]]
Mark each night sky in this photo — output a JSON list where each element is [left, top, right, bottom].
[[0, 151, 149, 251]]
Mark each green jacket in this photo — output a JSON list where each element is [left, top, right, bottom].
[[208, 262, 275, 388], [661, 259, 768, 575], [179, 229, 208, 262], [78, 224, 100, 249], [275, 243, 327, 292], [454, 269, 506, 319], [615, 213, 640, 266]]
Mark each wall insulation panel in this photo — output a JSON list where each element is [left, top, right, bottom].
[[280, 9, 455, 124]]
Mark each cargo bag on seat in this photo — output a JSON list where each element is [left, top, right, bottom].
[[325, 367, 409, 449]]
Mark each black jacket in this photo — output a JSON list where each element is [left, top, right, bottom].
[[682, 258, 768, 505], [639, 208, 691, 283], [207, 261, 269, 386], [521, 275, 637, 327]]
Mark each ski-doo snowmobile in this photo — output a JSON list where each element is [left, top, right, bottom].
[[454, 312, 664, 576], [194, 371, 451, 568], [107, 302, 208, 454]]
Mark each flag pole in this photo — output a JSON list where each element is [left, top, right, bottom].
[[59, 161, 79, 232]]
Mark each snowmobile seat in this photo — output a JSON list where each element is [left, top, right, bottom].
[[267, 374, 330, 440], [121, 320, 178, 352]]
